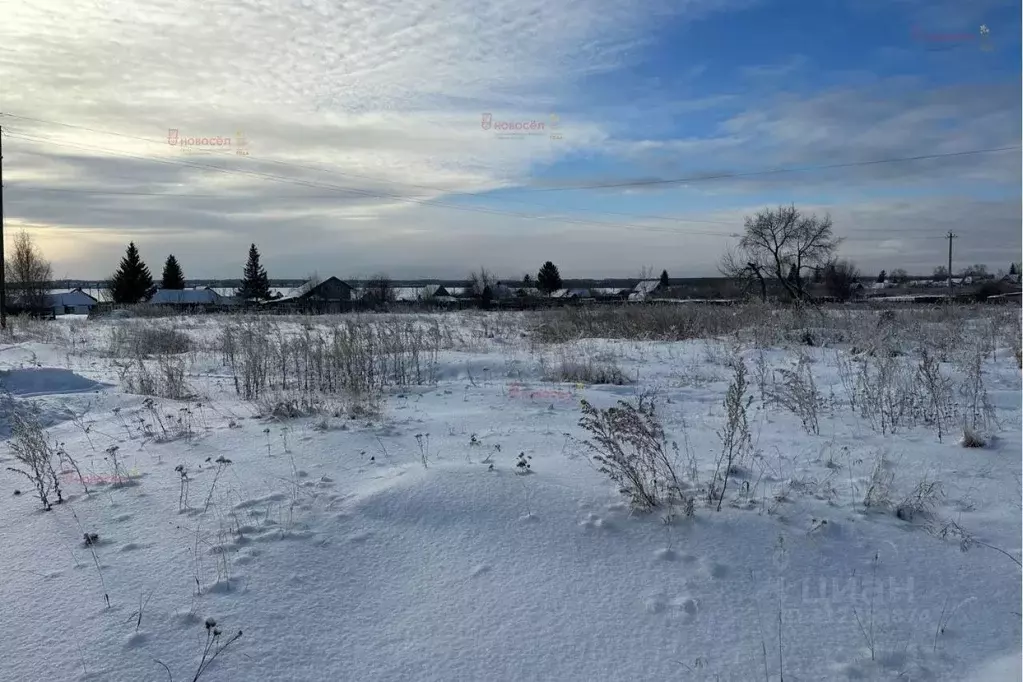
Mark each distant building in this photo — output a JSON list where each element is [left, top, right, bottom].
[[628, 280, 664, 301], [46, 288, 98, 315], [550, 288, 592, 300], [270, 276, 354, 312], [276, 277, 354, 303], [150, 287, 224, 305], [418, 285, 457, 303]]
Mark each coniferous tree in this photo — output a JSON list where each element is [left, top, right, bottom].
[[161, 254, 186, 290], [237, 244, 271, 301], [537, 261, 562, 295], [1010, 263, 1018, 276], [876, 269, 887, 283], [109, 242, 154, 304], [659, 269, 669, 286]]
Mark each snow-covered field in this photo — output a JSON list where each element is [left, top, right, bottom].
[[0, 306, 1020, 681]]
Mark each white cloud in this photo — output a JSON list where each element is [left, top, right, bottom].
[[1, 0, 1018, 281], [2, 0, 753, 278]]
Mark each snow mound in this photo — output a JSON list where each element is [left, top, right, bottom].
[[0, 368, 107, 398]]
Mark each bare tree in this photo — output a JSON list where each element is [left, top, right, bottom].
[[718, 244, 767, 302], [823, 259, 861, 302], [364, 273, 396, 305], [466, 267, 497, 298], [889, 268, 909, 284], [962, 264, 989, 279], [728, 205, 841, 302], [6, 230, 53, 312]]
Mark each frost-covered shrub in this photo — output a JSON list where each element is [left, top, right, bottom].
[[578, 396, 691, 513], [109, 323, 192, 357], [544, 355, 632, 385]]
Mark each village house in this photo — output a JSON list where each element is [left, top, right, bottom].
[[270, 276, 354, 312], [150, 287, 225, 305], [550, 288, 593, 300], [627, 280, 664, 301], [46, 288, 99, 316]]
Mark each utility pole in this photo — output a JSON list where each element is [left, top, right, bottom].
[[0, 125, 6, 330], [946, 231, 957, 295]]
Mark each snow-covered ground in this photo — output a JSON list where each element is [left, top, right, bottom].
[[0, 307, 1020, 681]]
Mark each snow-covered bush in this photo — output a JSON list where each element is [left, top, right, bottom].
[[543, 354, 631, 385], [895, 477, 944, 521], [915, 349, 957, 443], [5, 413, 64, 510], [117, 355, 192, 400], [956, 339, 996, 442], [710, 359, 754, 510], [220, 318, 439, 401], [109, 323, 192, 357], [852, 350, 920, 435], [578, 395, 691, 513], [765, 351, 822, 435]]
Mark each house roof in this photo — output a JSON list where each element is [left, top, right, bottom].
[[419, 284, 451, 299], [279, 276, 352, 301], [150, 288, 222, 304], [551, 288, 591, 298], [46, 288, 99, 307], [633, 280, 662, 295]]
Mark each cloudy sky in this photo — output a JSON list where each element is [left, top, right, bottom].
[[0, 0, 1019, 281]]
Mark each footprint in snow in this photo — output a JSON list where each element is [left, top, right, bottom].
[[119, 542, 148, 553], [705, 562, 728, 579], [654, 548, 678, 561], [349, 531, 372, 543], [668, 596, 699, 618], [124, 632, 148, 648], [579, 513, 613, 530], [470, 564, 491, 577]]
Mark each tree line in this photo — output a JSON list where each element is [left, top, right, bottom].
[[105, 242, 273, 304], [718, 204, 1016, 302], [2, 208, 1015, 313]]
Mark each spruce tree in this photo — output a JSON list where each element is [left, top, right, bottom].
[[1011, 263, 1018, 276], [161, 254, 185, 290], [537, 261, 562, 295], [659, 269, 669, 286], [237, 243, 271, 301], [876, 269, 887, 283], [109, 242, 154, 304]]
